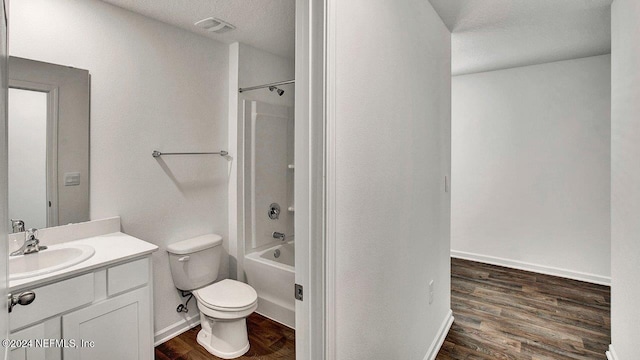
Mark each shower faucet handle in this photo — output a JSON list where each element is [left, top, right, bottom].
[[268, 203, 281, 220]]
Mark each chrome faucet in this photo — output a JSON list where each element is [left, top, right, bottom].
[[11, 219, 25, 233], [272, 232, 286, 241], [10, 228, 47, 256]]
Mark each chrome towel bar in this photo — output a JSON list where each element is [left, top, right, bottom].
[[152, 150, 228, 158]]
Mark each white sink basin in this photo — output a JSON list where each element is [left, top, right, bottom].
[[9, 244, 95, 280]]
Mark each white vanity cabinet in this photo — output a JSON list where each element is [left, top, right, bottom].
[[8, 321, 48, 360], [9, 256, 154, 360], [61, 286, 151, 360]]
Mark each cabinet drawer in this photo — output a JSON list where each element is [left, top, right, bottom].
[[10, 273, 94, 331], [107, 258, 149, 296]]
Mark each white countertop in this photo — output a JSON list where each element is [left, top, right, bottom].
[[10, 232, 159, 292]]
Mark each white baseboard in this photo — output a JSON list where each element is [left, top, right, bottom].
[[451, 250, 611, 286], [423, 309, 454, 360], [606, 344, 619, 360], [154, 312, 201, 346]]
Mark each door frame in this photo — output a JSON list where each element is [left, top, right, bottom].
[[1, 0, 8, 357], [294, 0, 326, 358]]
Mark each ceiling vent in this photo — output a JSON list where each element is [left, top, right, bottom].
[[194, 17, 236, 34]]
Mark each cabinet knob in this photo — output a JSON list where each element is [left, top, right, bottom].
[[8, 291, 36, 313]]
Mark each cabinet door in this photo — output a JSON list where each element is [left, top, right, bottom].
[[8, 323, 45, 360], [62, 286, 152, 360]]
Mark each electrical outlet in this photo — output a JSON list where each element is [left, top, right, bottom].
[[429, 280, 435, 305]]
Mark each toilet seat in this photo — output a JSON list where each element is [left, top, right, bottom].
[[192, 279, 258, 359], [194, 279, 258, 316]]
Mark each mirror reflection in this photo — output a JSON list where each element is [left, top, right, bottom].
[[7, 57, 90, 231]]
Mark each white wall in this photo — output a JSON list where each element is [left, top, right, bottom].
[[610, 0, 640, 358], [10, 0, 230, 337], [328, 0, 452, 358], [8, 89, 48, 229], [451, 55, 611, 284]]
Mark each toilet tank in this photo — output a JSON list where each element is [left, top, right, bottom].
[[167, 234, 223, 291]]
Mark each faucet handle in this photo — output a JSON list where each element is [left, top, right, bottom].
[[25, 228, 38, 240]]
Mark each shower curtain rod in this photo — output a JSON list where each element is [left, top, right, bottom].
[[238, 79, 295, 93]]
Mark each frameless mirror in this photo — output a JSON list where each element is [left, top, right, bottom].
[[7, 57, 90, 232]]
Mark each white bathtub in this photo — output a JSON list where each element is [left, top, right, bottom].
[[244, 241, 295, 328]]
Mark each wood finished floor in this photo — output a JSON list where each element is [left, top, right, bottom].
[[436, 258, 611, 360], [156, 259, 610, 360], [155, 313, 295, 360]]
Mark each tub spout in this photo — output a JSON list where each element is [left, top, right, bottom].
[[272, 232, 286, 241]]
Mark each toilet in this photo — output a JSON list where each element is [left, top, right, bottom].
[[167, 234, 258, 359]]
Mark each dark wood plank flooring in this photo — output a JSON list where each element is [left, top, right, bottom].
[[436, 258, 611, 360], [157, 259, 609, 360], [155, 313, 295, 360]]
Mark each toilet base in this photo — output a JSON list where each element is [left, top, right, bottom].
[[196, 314, 251, 359]]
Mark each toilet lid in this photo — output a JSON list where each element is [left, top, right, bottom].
[[195, 279, 257, 310]]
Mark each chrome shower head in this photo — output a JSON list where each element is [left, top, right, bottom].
[[268, 86, 285, 96]]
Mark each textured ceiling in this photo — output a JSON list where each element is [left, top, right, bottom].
[[100, 0, 295, 58], [429, 0, 612, 75]]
